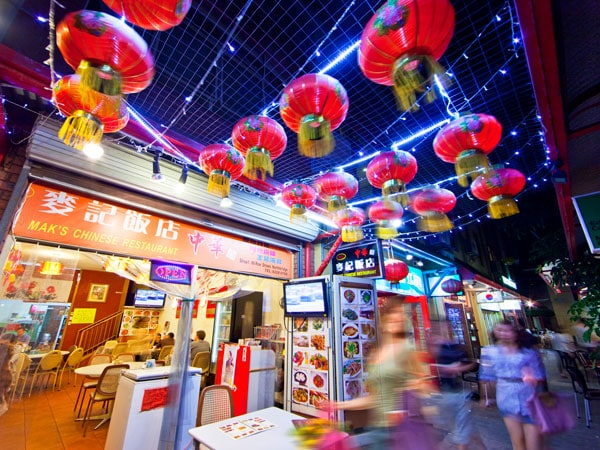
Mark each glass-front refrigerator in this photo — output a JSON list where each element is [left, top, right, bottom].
[[210, 299, 233, 371]]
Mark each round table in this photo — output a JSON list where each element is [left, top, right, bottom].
[[75, 361, 146, 377]]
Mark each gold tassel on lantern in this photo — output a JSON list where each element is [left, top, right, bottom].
[[207, 170, 231, 198], [488, 195, 520, 219], [417, 213, 454, 232], [77, 61, 123, 107], [298, 114, 334, 158], [376, 223, 399, 240], [393, 55, 450, 112], [327, 195, 347, 212], [244, 147, 273, 181], [289, 204, 308, 223], [58, 110, 104, 150], [382, 180, 409, 207], [342, 225, 364, 243], [455, 150, 490, 187]]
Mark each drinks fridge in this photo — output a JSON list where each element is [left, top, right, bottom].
[[284, 275, 379, 420]]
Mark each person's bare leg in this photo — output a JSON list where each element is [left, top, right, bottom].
[[503, 416, 526, 450], [523, 423, 544, 450]]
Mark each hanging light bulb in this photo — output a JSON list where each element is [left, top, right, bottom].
[[175, 164, 188, 194], [82, 142, 104, 159], [152, 149, 163, 181], [220, 196, 233, 208]]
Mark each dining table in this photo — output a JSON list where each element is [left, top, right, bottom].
[[26, 349, 69, 360], [188, 406, 306, 450]]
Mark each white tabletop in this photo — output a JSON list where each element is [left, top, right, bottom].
[[74, 361, 146, 377], [188, 406, 304, 449], [26, 350, 69, 360]]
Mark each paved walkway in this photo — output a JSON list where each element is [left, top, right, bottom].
[[437, 349, 600, 449]]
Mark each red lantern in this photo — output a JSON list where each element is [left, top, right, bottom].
[[231, 115, 287, 181], [313, 172, 359, 212], [102, 0, 192, 31], [281, 183, 317, 222], [441, 278, 463, 295], [334, 207, 366, 243], [53, 74, 129, 150], [368, 201, 404, 239], [411, 187, 456, 232], [384, 259, 409, 284], [366, 150, 418, 206], [279, 73, 349, 158], [359, 0, 455, 111], [470, 168, 526, 219], [56, 10, 155, 107], [198, 144, 245, 198], [433, 113, 502, 187]]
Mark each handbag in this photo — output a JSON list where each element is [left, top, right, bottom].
[[526, 391, 576, 434]]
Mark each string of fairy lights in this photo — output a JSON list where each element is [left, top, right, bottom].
[[13, 0, 555, 243]]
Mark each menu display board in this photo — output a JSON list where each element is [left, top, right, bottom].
[[339, 287, 376, 400], [290, 317, 330, 415], [120, 307, 160, 338]]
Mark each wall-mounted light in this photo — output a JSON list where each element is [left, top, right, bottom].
[[175, 164, 188, 194], [82, 142, 104, 160], [416, 260, 424, 267], [152, 149, 163, 181], [405, 254, 414, 261], [220, 196, 233, 208], [39, 261, 64, 275]]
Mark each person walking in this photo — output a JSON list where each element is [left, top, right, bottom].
[[479, 319, 546, 450]]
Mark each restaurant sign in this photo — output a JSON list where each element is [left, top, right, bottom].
[[573, 191, 600, 254], [13, 183, 293, 279], [149, 260, 194, 285], [332, 240, 383, 278]]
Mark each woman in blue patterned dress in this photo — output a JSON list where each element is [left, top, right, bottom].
[[479, 319, 546, 450]]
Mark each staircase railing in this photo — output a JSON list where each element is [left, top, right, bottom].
[[74, 311, 123, 358]]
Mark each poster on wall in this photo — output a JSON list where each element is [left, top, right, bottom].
[[120, 308, 160, 338]]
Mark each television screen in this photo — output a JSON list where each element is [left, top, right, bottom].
[[133, 289, 167, 308], [283, 279, 329, 317]]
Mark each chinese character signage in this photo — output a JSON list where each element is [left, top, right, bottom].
[[332, 240, 383, 278], [13, 183, 293, 279]]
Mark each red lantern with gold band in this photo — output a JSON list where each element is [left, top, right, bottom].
[[53, 74, 129, 150], [313, 172, 359, 212], [56, 10, 155, 109], [334, 207, 366, 243], [198, 144, 245, 198], [359, 0, 455, 111], [102, 0, 192, 31], [279, 73, 349, 158], [411, 187, 456, 232], [231, 115, 287, 181], [470, 168, 526, 219], [384, 259, 409, 284], [368, 200, 404, 239], [281, 183, 317, 222], [366, 150, 417, 206], [441, 278, 463, 295], [433, 113, 502, 187]]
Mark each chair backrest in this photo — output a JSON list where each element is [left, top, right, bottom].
[[127, 339, 150, 353], [192, 351, 211, 373], [116, 353, 136, 363], [104, 340, 118, 350], [198, 384, 234, 426], [96, 364, 129, 396], [566, 365, 588, 394], [12, 353, 30, 383], [65, 347, 84, 368], [158, 345, 174, 361], [112, 342, 129, 357], [89, 354, 112, 366], [39, 350, 63, 370]]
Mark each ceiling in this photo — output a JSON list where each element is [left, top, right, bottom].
[[1, 0, 557, 245]]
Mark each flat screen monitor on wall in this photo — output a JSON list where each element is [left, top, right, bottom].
[[283, 278, 329, 317], [133, 289, 167, 309]]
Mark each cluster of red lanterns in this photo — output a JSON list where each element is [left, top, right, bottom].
[[102, 0, 192, 31]]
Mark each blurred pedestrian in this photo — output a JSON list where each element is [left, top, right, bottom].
[[479, 319, 546, 450], [0, 341, 14, 415], [326, 301, 435, 449]]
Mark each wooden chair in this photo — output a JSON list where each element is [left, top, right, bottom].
[[191, 351, 211, 390], [74, 353, 112, 418], [28, 350, 63, 396], [566, 365, 600, 427], [81, 364, 129, 436], [57, 347, 84, 389], [157, 345, 174, 364], [111, 342, 129, 359], [196, 384, 234, 427], [10, 353, 31, 402], [115, 353, 136, 363]]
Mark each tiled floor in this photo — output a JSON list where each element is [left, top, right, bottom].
[[2, 350, 600, 449]]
